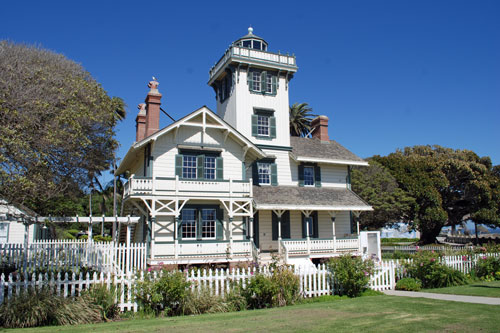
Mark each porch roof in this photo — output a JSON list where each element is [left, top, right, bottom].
[[252, 186, 372, 211]]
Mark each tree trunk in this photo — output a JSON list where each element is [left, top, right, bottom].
[[418, 224, 443, 245]]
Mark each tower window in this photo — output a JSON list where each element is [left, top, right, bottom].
[[248, 70, 277, 95], [252, 71, 261, 92], [257, 115, 270, 136]]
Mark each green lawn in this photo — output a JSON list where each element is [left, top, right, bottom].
[[424, 280, 500, 298], [5, 295, 500, 333]]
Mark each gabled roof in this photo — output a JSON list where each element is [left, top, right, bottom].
[[290, 137, 369, 166], [253, 186, 372, 211], [116, 106, 266, 175]]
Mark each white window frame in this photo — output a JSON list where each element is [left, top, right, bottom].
[[257, 115, 270, 137], [201, 209, 216, 239], [181, 209, 197, 239], [182, 155, 197, 179], [252, 71, 261, 92], [304, 166, 315, 186], [204, 156, 216, 180], [258, 162, 271, 185]]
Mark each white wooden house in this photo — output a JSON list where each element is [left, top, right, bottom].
[[117, 28, 374, 266], [0, 200, 40, 244]]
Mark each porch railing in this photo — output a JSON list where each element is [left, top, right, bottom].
[[281, 237, 360, 257], [154, 240, 253, 260], [124, 175, 252, 198]]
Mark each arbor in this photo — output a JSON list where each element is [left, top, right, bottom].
[[351, 160, 415, 230], [289, 103, 317, 137], [374, 146, 500, 244], [0, 41, 125, 210]]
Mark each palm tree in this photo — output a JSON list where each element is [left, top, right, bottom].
[[289, 103, 317, 137]]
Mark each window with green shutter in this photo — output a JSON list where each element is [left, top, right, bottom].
[[298, 163, 321, 188], [175, 150, 223, 180], [248, 70, 277, 96], [180, 205, 224, 241], [254, 159, 278, 186], [252, 109, 276, 140]]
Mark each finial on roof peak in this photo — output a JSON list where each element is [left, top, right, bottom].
[[248, 26, 253, 34]]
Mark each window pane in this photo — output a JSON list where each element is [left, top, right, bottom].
[[182, 209, 196, 239], [253, 41, 262, 50], [258, 163, 271, 184], [243, 40, 251, 48], [304, 166, 315, 186], [257, 115, 270, 136], [201, 209, 216, 238], [266, 74, 273, 93], [204, 156, 216, 180], [252, 71, 261, 91], [182, 155, 197, 179]]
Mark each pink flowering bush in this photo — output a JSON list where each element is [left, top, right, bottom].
[[475, 256, 500, 281], [327, 255, 375, 297], [404, 251, 467, 288]]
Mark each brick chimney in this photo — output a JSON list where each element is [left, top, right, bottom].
[[311, 115, 329, 141], [145, 78, 162, 138], [136, 103, 147, 141]]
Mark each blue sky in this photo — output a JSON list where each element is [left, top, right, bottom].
[[1, 1, 499, 184]]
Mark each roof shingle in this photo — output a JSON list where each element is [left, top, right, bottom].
[[290, 137, 365, 163]]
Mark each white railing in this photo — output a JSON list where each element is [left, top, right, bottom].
[[124, 176, 252, 198], [0, 241, 146, 276], [209, 46, 297, 80], [281, 237, 360, 256], [154, 241, 252, 259], [381, 245, 474, 254]]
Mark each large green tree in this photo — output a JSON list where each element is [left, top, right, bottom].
[[374, 146, 499, 244], [351, 160, 415, 230], [0, 41, 125, 211]]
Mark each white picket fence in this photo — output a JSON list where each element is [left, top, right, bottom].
[[1, 253, 499, 311], [0, 240, 147, 276], [381, 245, 474, 254]]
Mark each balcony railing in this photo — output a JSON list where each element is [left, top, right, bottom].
[[209, 46, 297, 81], [281, 237, 360, 259], [124, 176, 252, 198], [153, 240, 252, 260]]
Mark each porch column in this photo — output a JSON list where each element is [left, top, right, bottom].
[[126, 223, 131, 247], [229, 217, 234, 259], [150, 216, 156, 261], [328, 211, 337, 253], [352, 211, 361, 253], [174, 216, 179, 259], [249, 217, 254, 242], [22, 218, 30, 273], [277, 215, 282, 254], [88, 216, 93, 244], [302, 211, 312, 255]]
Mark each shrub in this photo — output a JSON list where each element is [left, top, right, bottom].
[[327, 255, 375, 297], [82, 283, 120, 320], [183, 288, 228, 315], [0, 290, 101, 328], [241, 274, 277, 309], [224, 288, 247, 312], [475, 256, 500, 281], [241, 264, 300, 309], [404, 251, 467, 288], [396, 278, 422, 291], [134, 269, 190, 316], [271, 265, 301, 306]]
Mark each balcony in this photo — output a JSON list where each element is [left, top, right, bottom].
[[209, 46, 297, 83], [280, 237, 360, 261], [123, 176, 252, 199]]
